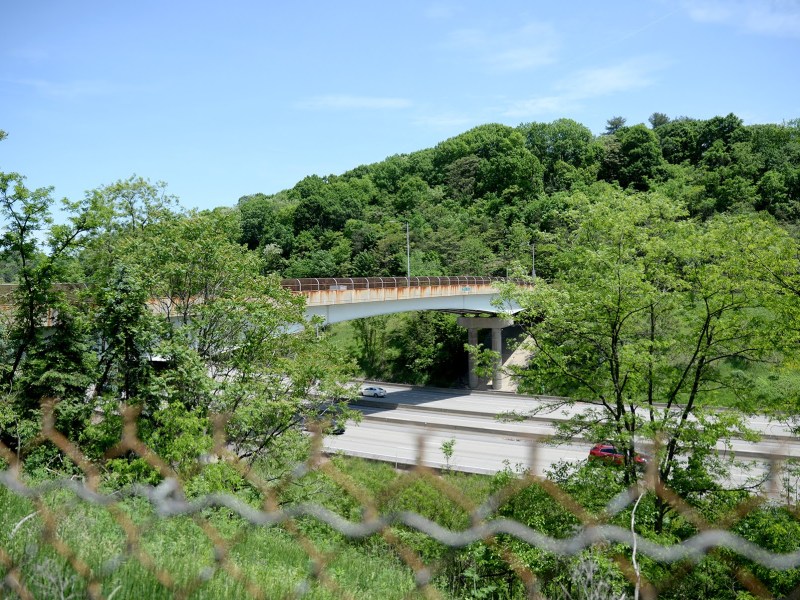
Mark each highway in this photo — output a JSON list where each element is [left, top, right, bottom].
[[323, 384, 800, 493]]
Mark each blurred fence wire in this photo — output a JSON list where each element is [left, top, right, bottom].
[[1, 404, 799, 600]]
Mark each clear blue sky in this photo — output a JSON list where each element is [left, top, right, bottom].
[[2, 0, 798, 212]]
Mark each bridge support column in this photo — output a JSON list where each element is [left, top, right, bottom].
[[492, 326, 504, 389], [457, 316, 512, 390], [466, 326, 479, 388]]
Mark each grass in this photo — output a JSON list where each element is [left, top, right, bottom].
[[325, 321, 360, 358], [325, 314, 411, 383], [0, 488, 427, 599], [6, 453, 798, 599], [0, 457, 496, 599], [694, 355, 800, 417]]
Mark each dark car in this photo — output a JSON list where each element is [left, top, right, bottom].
[[588, 443, 648, 466], [301, 401, 349, 435], [302, 414, 346, 435]]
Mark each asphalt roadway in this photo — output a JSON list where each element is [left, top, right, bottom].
[[322, 383, 800, 495]]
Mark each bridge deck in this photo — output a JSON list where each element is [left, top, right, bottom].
[[281, 275, 529, 306], [281, 276, 526, 307], [0, 278, 530, 326], [281, 277, 529, 323]]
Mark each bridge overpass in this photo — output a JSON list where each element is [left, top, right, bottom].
[[1, 277, 533, 390], [280, 276, 523, 324], [281, 277, 532, 389]]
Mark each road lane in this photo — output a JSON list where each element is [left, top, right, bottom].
[[358, 383, 795, 440], [324, 419, 587, 476], [328, 384, 799, 494]]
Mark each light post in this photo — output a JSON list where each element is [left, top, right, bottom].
[[390, 220, 411, 279], [405, 221, 411, 279]]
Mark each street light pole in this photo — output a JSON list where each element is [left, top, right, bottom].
[[406, 221, 411, 279]]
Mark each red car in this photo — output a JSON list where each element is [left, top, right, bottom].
[[588, 443, 648, 466]]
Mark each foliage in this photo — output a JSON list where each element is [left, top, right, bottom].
[[0, 169, 356, 481], [231, 113, 800, 296], [386, 311, 468, 385], [519, 118, 600, 192], [352, 315, 390, 378], [441, 437, 455, 470], [0, 168, 102, 459], [502, 188, 798, 530], [105, 207, 358, 470]]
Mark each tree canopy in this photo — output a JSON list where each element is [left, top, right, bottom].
[[0, 171, 355, 483]]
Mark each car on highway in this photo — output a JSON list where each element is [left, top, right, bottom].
[[300, 401, 349, 435], [361, 385, 387, 398], [588, 443, 649, 466]]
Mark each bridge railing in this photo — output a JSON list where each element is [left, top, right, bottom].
[[280, 276, 527, 293], [0, 279, 527, 301]]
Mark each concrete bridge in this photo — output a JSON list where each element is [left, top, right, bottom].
[[280, 276, 523, 323], [1, 278, 533, 390], [281, 277, 531, 390]]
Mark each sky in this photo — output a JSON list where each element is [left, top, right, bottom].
[[2, 0, 799, 214]]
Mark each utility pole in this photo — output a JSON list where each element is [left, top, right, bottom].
[[406, 221, 411, 279], [531, 242, 536, 280]]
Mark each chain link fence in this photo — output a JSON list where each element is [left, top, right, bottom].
[[1, 403, 799, 599]]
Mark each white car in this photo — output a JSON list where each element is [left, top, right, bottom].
[[361, 386, 386, 398]]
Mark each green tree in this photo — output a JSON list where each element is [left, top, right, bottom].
[[291, 177, 372, 235], [15, 302, 97, 448], [433, 124, 542, 199], [478, 146, 543, 198], [503, 188, 793, 531], [387, 312, 467, 385], [758, 169, 796, 219], [451, 235, 498, 275], [697, 113, 744, 154], [617, 124, 665, 190], [519, 118, 601, 192], [0, 163, 101, 459], [393, 175, 431, 214], [656, 118, 702, 164], [0, 167, 358, 477], [284, 230, 353, 278], [604, 116, 626, 135], [92, 262, 159, 404], [0, 174, 95, 384], [353, 316, 390, 377], [237, 191, 295, 253], [89, 175, 178, 232], [119, 209, 357, 466], [648, 112, 670, 129], [444, 155, 481, 203]]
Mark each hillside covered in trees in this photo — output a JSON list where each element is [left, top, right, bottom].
[[231, 113, 800, 390], [237, 113, 800, 281]]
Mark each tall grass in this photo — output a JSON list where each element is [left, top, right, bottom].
[[0, 456, 490, 599]]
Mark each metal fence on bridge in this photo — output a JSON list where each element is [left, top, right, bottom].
[[280, 276, 528, 293]]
